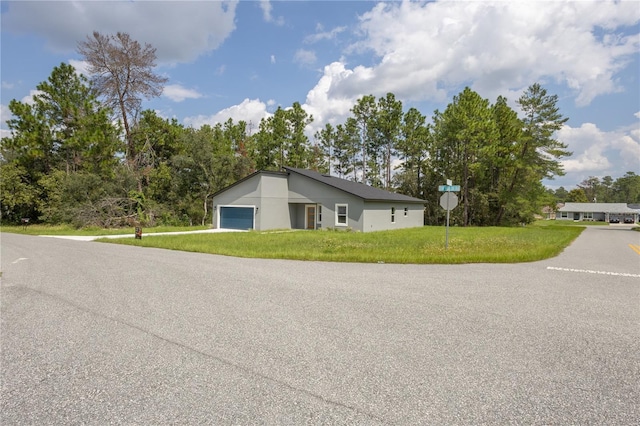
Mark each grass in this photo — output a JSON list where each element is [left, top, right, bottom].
[[0, 223, 211, 236], [99, 225, 584, 264]]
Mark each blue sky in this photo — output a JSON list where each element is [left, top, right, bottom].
[[1, 0, 639, 189]]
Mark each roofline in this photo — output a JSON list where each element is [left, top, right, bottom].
[[283, 166, 425, 203]]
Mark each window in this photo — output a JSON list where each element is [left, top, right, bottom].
[[583, 212, 593, 220], [391, 207, 396, 223], [336, 204, 348, 226], [560, 212, 569, 218], [318, 205, 322, 222], [404, 207, 408, 216]]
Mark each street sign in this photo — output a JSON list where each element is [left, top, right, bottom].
[[440, 191, 458, 250], [440, 192, 458, 210], [438, 185, 461, 192]]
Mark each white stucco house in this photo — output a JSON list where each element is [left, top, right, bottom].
[[212, 167, 426, 232]]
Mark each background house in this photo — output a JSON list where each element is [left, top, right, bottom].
[[556, 203, 638, 223], [212, 167, 425, 232]]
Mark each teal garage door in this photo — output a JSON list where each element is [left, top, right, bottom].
[[220, 206, 254, 230]]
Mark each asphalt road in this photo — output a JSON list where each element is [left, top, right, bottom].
[[1, 226, 639, 425]]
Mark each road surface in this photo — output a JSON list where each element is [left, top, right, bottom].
[[1, 226, 639, 424]]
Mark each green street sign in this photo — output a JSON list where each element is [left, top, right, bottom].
[[438, 185, 461, 192]]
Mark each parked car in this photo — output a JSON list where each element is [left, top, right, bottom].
[[624, 217, 635, 224], [609, 217, 620, 223]]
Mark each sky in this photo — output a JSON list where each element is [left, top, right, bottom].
[[1, 0, 639, 190]]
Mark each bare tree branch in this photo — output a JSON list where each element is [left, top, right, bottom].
[[78, 32, 167, 163]]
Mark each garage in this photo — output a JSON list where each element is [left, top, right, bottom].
[[219, 206, 255, 230]]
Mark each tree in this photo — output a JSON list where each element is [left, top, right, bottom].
[[567, 188, 589, 202], [351, 95, 377, 183], [1, 63, 120, 222], [514, 83, 570, 181], [578, 176, 601, 202], [554, 186, 569, 203], [612, 172, 640, 203], [172, 125, 236, 225], [431, 87, 497, 226], [395, 107, 430, 199], [286, 102, 314, 168], [488, 84, 571, 224], [78, 31, 167, 162], [371, 93, 403, 189]]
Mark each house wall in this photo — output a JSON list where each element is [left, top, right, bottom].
[[212, 173, 291, 231], [362, 202, 424, 231], [557, 211, 603, 221], [287, 174, 365, 230], [214, 171, 426, 232]]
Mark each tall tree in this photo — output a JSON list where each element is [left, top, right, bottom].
[[286, 102, 314, 168], [578, 176, 601, 203], [395, 107, 430, 199], [612, 172, 640, 203], [432, 87, 497, 225], [1, 63, 120, 222], [372, 93, 403, 189], [78, 31, 167, 162], [351, 95, 377, 183], [490, 95, 524, 224], [491, 84, 570, 224]]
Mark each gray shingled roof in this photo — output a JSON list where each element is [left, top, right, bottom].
[[558, 202, 638, 214], [284, 167, 425, 203]]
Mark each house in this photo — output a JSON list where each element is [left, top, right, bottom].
[[212, 167, 425, 232], [556, 202, 638, 223]]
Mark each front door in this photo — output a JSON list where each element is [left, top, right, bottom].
[[305, 205, 316, 230]]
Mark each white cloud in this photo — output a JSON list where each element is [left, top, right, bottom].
[[1, 103, 13, 130], [294, 49, 317, 67], [321, 1, 640, 107], [69, 59, 90, 77], [2, 1, 239, 64], [557, 122, 640, 183], [271, 55, 276, 64], [304, 25, 346, 44], [183, 98, 270, 129], [302, 62, 362, 135], [21, 90, 42, 105], [1, 81, 15, 90], [163, 84, 203, 102], [259, 0, 284, 26]]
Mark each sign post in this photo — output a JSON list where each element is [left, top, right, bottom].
[[439, 181, 460, 249]]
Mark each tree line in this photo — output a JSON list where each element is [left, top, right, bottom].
[[548, 173, 640, 205], [2, 32, 637, 228]]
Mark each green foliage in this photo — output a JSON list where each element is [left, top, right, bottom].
[[0, 162, 39, 222], [6, 59, 630, 230]]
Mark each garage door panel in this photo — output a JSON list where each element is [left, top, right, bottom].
[[220, 207, 254, 230]]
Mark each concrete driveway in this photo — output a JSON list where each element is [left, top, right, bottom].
[[39, 227, 245, 241], [1, 225, 638, 424]]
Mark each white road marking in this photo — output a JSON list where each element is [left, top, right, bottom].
[[12, 258, 28, 264], [546, 266, 640, 278]]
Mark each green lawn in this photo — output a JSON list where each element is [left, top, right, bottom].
[[100, 225, 584, 264]]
